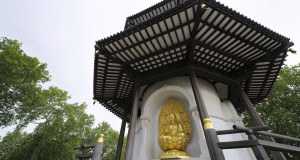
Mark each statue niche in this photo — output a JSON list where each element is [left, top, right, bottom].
[[158, 98, 192, 159]]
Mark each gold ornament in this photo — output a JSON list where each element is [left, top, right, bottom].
[[97, 134, 104, 142], [158, 98, 192, 159], [203, 118, 214, 130]]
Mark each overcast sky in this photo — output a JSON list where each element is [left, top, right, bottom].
[[1, 0, 299, 137]]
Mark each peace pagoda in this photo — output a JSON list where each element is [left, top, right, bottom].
[[93, 0, 299, 159]]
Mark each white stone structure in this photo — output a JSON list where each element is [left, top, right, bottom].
[[131, 77, 256, 160]]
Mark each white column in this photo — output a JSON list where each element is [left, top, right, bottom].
[[138, 117, 150, 159]]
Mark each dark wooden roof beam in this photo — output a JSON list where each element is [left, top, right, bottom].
[[206, 0, 289, 43], [192, 65, 239, 86], [198, 12, 233, 46], [232, 33, 272, 60], [215, 20, 246, 54], [99, 2, 197, 51], [114, 73, 128, 98], [125, 41, 186, 66], [125, 0, 198, 29], [252, 42, 293, 64], [111, 19, 194, 58], [263, 52, 288, 98], [138, 61, 189, 85], [228, 42, 292, 81], [186, 0, 204, 64], [198, 19, 272, 56], [96, 48, 138, 81], [193, 40, 249, 64]]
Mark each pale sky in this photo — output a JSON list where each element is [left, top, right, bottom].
[[1, 0, 299, 137]]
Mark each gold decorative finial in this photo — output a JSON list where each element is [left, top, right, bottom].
[[201, 3, 208, 10], [97, 134, 104, 143], [203, 118, 214, 130], [288, 48, 297, 54]]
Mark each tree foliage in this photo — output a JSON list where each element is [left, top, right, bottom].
[[0, 88, 95, 160], [0, 38, 125, 160], [0, 86, 126, 160], [0, 129, 29, 160], [251, 64, 300, 160], [0, 120, 126, 160], [0, 37, 50, 127]]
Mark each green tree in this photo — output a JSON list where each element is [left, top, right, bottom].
[[85, 122, 126, 160], [0, 37, 125, 160], [0, 120, 126, 160], [0, 37, 50, 127], [251, 64, 300, 160], [0, 129, 29, 160], [1, 89, 95, 160]]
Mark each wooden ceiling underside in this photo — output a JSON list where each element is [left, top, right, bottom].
[[93, 0, 292, 120]]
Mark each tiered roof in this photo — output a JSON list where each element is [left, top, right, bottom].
[[94, 0, 292, 121]]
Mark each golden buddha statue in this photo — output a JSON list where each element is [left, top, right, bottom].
[[158, 98, 192, 159]]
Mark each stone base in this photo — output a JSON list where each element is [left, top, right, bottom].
[[158, 150, 191, 159]]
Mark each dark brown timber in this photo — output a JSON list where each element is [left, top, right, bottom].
[[189, 69, 225, 160], [115, 108, 128, 160], [235, 85, 287, 160]]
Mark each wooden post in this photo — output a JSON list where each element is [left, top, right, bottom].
[[92, 134, 104, 160], [189, 69, 225, 160], [235, 85, 287, 160], [115, 109, 128, 160], [125, 85, 140, 160], [247, 131, 269, 160]]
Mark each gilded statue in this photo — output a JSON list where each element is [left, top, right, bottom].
[[158, 98, 192, 159]]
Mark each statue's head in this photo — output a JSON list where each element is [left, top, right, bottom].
[[169, 113, 176, 123]]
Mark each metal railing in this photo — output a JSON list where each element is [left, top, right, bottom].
[[74, 134, 104, 160], [216, 125, 300, 160], [74, 143, 95, 160]]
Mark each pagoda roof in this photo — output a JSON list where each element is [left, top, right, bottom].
[[93, 0, 293, 121]]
